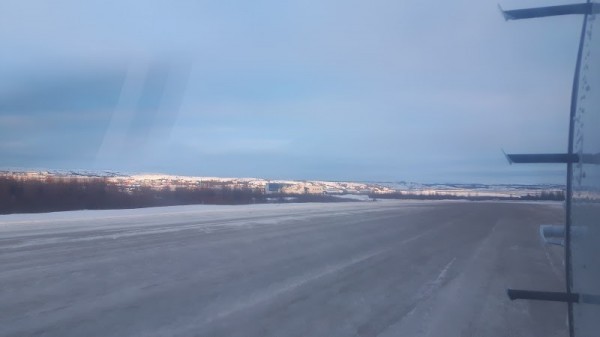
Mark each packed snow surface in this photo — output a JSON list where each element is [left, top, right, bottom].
[[0, 201, 566, 336]]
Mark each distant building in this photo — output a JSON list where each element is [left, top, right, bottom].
[[265, 183, 290, 194], [302, 185, 324, 195]]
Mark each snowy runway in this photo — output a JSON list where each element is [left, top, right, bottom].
[[0, 201, 567, 336]]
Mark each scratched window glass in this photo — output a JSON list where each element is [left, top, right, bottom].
[[0, 2, 586, 337], [571, 4, 600, 336]]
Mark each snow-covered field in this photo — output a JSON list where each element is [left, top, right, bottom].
[[0, 201, 566, 337]]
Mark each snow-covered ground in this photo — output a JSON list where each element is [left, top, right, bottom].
[[0, 201, 566, 337]]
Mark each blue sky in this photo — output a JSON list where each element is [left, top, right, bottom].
[[0, 0, 585, 183]]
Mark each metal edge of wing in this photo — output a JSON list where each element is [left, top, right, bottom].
[[498, 3, 597, 21]]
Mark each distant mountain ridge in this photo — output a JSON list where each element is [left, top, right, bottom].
[[0, 169, 565, 198]]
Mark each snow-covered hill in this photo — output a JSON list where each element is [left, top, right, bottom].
[[0, 169, 564, 197]]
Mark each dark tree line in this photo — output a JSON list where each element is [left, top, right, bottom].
[[0, 176, 565, 215], [0, 177, 359, 214], [264, 193, 356, 203], [519, 190, 565, 201], [0, 177, 266, 214], [369, 190, 565, 201]]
